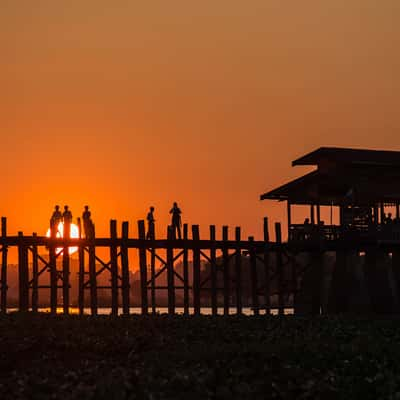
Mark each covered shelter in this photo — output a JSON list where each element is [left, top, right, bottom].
[[260, 147, 400, 241]]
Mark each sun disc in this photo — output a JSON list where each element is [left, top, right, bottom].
[[46, 222, 80, 255]]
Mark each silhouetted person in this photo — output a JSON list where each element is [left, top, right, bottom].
[[386, 213, 393, 224], [50, 205, 62, 237], [146, 206, 155, 240], [170, 202, 182, 239], [303, 218, 311, 240], [82, 205, 93, 238], [63, 206, 73, 238]]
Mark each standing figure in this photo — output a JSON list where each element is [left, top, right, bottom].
[[146, 206, 155, 240], [82, 205, 93, 238], [170, 202, 182, 239], [62, 205, 73, 239], [303, 218, 311, 240], [50, 205, 62, 237]]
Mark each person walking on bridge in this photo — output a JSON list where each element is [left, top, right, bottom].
[[146, 206, 155, 240], [170, 202, 182, 239], [62, 205, 73, 239], [82, 205, 93, 238], [50, 205, 62, 237]]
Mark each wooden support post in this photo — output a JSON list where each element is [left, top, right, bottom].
[[31, 233, 39, 312], [287, 201, 292, 241], [263, 217, 271, 315], [167, 225, 175, 315], [89, 224, 97, 316], [365, 247, 394, 314], [138, 220, 148, 315], [311, 250, 323, 316], [1, 217, 8, 313], [77, 218, 85, 315], [392, 249, 400, 313], [78, 247, 85, 315], [235, 227, 242, 314], [183, 224, 189, 315], [275, 223, 284, 315], [149, 221, 156, 315], [396, 203, 400, 220], [24, 239, 29, 311], [328, 250, 348, 313], [110, 220, 119, 316], [18, 232, 29, 312], [121, 221, 130, 315], [192, 225, 201, 315], [290, 239, 297, 313], [210, 225, 217, 315], [49, 223, 57, 314], [249, 236, 259, 315], [316, 204, 321, 225], [150, 247, 156, 314], [380, 203, 385, 224], [222, 226, 230, 315], [62, 222, 70, 315]]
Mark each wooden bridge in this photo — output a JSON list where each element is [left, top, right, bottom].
[[1, 214, 400, 316], [0, 216, 281, 316]]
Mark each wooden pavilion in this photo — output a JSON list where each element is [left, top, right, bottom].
[[260, 147, 400, 242]]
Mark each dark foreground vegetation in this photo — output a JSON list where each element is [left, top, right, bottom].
[[1, 314, 400, 399]]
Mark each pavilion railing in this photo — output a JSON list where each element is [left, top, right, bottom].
[[289, 223, 400, 242]]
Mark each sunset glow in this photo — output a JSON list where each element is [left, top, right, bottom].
[[2, 1, 400, 256], [46, 222, 80, 255]]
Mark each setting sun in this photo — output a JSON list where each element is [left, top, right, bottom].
[[46, 222, 80, 255]]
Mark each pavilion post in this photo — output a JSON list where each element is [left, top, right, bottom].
[[287, 201, 292, 241], [380, 203, 385, 224], [316, 204, 321, 224], [396, 203, 400, 220], [310, 205, 315, 225], [373, 206, 379, 226]]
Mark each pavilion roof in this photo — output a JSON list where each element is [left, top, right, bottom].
[[261, 147, 400, 206], [292, 147, 400, 167]]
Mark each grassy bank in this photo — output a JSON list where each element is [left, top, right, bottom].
[[1, 313, 400, 399]]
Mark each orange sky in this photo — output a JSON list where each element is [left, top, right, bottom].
[[1, 1, 400, 241]]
